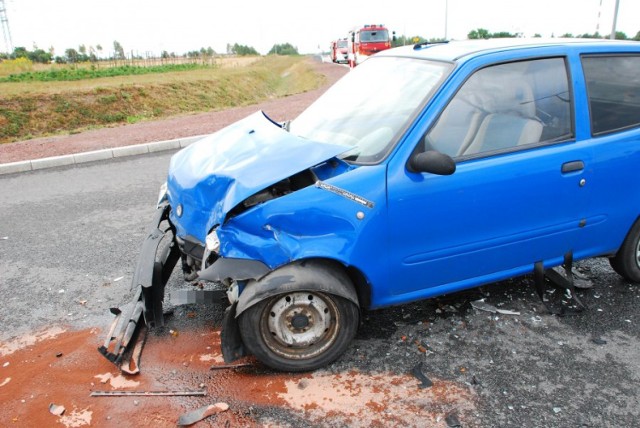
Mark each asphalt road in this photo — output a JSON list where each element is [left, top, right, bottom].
[[0, 153, 171, 340], [1, 153, 640, 427]]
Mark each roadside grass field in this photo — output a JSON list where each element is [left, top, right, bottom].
[[0, 56, 324, 144]]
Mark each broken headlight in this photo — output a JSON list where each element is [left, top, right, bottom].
[[157, 182, 168, 207], [201, 228, 220, 270], [205, 229, 221, 254]]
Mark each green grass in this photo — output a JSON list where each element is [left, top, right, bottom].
[[0, 63, 207, 83], [0, 56, 325, 144]]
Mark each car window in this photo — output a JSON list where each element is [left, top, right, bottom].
[[424, 58, 573, 158], [290, 57, 451, 164], [582, 55, 640, 136]]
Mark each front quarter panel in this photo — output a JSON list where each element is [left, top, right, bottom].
[[217, 164, 389, 303]]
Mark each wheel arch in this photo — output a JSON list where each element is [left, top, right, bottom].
[[235, 258, 369, 317]]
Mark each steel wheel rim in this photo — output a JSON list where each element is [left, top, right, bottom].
[[260, 292, 339, 360]]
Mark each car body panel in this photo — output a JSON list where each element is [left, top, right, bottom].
[[170, 39, 640, 309], [166, 111, 350, 243]]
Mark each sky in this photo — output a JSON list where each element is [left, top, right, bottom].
[[2, 0, 639, 56]]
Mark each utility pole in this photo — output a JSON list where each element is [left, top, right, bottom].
[[444, 0, 448, 40], [610, 0, 620, 40], [0, 0, 13, 54]]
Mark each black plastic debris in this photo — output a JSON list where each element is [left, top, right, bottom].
[[445, 412, 462, 427], [411, 362, 433, 389], [592, 337, 607, 345], [572, 267, 594, 289]]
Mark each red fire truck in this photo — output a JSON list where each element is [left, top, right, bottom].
[[330, 38, 349, 64], [348, 24, 393, 67]]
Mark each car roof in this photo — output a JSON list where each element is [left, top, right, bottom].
[[377, 38, 640, 62]]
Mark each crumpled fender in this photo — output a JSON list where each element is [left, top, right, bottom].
[[235, 259, 360, 317]]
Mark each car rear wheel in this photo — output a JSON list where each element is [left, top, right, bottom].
[[239, 290, 359, 372], [610, 218, 640, 282]]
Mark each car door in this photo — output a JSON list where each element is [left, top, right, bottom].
[[384, 57, 591, 302]]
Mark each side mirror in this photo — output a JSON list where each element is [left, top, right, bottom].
[[409, 151, 456, 175]]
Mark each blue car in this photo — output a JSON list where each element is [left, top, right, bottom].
[[101, 38, 640, 372]]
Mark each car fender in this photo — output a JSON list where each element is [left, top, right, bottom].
[[235, 259, 360, 317]]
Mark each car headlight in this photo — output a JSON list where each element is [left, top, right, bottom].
[[205, 229, 220, 254], [157, 182, 168, 207]]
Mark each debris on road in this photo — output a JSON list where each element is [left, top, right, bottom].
[[471, 299, 520, 315], [49, 403, 65, 416], [496, 308, 521, 315], [210, 362, 252, 370], [572, 267, 594, 289], [177, 402, 229, 426], [1, 236, 8, 240], [470, 300, 497, 313], [90, 389, 207, 397], [1, 377, 11, 387], [445, 412, 462, 427], [113, 277, 124, 282], [592, 337, 607, 345], [411, 362, 433, 389]]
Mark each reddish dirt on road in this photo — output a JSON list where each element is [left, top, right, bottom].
[[0, 325, 476, 427]]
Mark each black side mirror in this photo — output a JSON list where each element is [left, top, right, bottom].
[[409, 151, 456, 175]]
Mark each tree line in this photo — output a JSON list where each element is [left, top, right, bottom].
[[1, 41, 300, 65]]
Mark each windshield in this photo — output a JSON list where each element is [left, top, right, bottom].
[[360, 30, 389, 42], [289, 56, 451, 163], [337, 40, 348, 48]]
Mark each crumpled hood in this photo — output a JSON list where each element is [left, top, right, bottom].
[[167, 111, 350, 243]]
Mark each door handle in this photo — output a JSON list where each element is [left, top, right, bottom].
[[561, 160, 584, 173]]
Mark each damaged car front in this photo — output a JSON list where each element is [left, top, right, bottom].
[[100, 54, 452, 372]]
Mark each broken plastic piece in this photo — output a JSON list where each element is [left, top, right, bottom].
[[177, 403, 229, 426], [592, 337, 607, 345], [411, 362, 433, 389], [49, 403, 65, 416], [470, 300, 497, 313], [495, 308, 520, 316], [471, 299, 520, 315]]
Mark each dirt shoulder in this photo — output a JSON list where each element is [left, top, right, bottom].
[[0, 59, 347, 164]]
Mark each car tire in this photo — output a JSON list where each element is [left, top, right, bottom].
[[238, 288, 359, 372], [609, 218, 640, 283]]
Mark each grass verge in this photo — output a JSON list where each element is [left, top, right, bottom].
[[0, 56, 324, 144]]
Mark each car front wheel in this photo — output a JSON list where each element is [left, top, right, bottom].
[[239, 290, 359, 372]]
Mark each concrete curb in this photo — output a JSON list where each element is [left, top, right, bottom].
[[0, 134, 207, 176]]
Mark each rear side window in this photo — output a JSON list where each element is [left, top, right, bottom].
[[582, 55, 640, 135]]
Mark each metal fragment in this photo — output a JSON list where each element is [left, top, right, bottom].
[[90, 389, 207, 397], [210, 363, 252, 370]]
